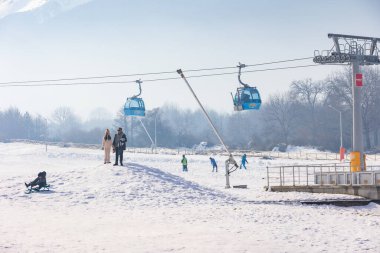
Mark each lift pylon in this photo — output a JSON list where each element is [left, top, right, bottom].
[[314, 34, 380, 171]]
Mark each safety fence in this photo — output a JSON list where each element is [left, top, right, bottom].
[[252, 151, 380, 161], [266, 163, 380, 187]]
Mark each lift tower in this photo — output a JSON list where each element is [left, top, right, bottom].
[[314, 34, 380, 171]]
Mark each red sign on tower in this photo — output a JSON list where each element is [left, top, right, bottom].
[[356, 73, 363, 87]]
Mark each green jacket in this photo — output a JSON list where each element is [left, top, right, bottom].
[[181, 157, 187, 165]]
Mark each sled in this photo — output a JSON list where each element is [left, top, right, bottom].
[[232, 184, 248, 189], [25, 184, 51, 194]]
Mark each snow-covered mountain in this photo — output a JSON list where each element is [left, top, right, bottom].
[[0, 0, 92, 19]]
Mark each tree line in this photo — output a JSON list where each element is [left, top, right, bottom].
[[262, 66, 380, 151], [0, 66, 379, 152]]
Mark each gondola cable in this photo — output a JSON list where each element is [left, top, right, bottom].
[[0, 56, 315, 86], [0, 63, 324, 88]]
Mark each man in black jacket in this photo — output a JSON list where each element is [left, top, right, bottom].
[[112, 127, 127, 166]]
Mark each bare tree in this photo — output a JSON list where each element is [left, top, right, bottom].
[[50, 107, 80, 141], [290, 79, 326, 145], [51, 107, 79, 126], [326, 66, 380, 150], [325, 67, 352, 109], [361, 67, 380, 149], [264, 93, 297, 145]]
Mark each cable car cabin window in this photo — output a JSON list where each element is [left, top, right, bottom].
[[237, 88, 261, 103], [251, 91, 260, 101], [128, 99, 140, 108], [241, 89, 252, 103]]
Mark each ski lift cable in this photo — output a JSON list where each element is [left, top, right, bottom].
[[178, 64, 323, 79], [183, 57, 314, 72], [0, 63, 328, 88], [143, 63, 345, 82], [0, 71, 176, 85], [0, 80, 137, 88], [0, 57, 314, 85]]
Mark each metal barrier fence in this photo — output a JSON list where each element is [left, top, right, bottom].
[[253, 151, 379, 161], [255, 151, 341, 160], [266, 164, 380, 187]]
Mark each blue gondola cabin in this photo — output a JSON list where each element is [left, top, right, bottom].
[[233, 87, 261, 111], [123, 97, 145, 117]]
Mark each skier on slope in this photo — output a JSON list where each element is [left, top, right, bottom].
[[209, 157, 218, 172], [240, 154, 248, 170]]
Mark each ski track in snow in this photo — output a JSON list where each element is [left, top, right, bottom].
[[0, 142, 379, 253]]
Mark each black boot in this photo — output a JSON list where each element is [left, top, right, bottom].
[[25, 182, 29, 188]]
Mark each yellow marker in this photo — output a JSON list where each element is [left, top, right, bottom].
[[350, 151, 361, 172]]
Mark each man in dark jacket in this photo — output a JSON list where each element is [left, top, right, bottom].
[[113, 127, 127, 166]]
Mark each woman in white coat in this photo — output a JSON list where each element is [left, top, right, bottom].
[[102, 128, 113, 164]]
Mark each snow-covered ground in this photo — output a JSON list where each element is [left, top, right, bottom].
[[0, 142, 379, 252]]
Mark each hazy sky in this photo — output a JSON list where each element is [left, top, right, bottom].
[[0, 0, 379, 120]]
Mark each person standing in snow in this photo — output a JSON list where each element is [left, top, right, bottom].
[[209, 157, 218, 172], [102, 128, 113, 164], [181, 155, 188, 172], [240, 153, 248, 170], [112, 127, 127, 166]]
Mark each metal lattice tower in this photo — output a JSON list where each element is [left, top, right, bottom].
[[314, 34, 380, 170], [314, 34, 380, 65]]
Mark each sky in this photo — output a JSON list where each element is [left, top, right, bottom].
[[0, 0, 379, 121]]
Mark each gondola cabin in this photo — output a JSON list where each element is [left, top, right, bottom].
[[123, 97, 145, 117], [233, 87, 261, 111]]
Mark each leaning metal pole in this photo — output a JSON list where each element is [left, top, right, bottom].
[[138, 117, 155, 151], [352, 61, 364, 168], [177, 69, 238, 188]]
